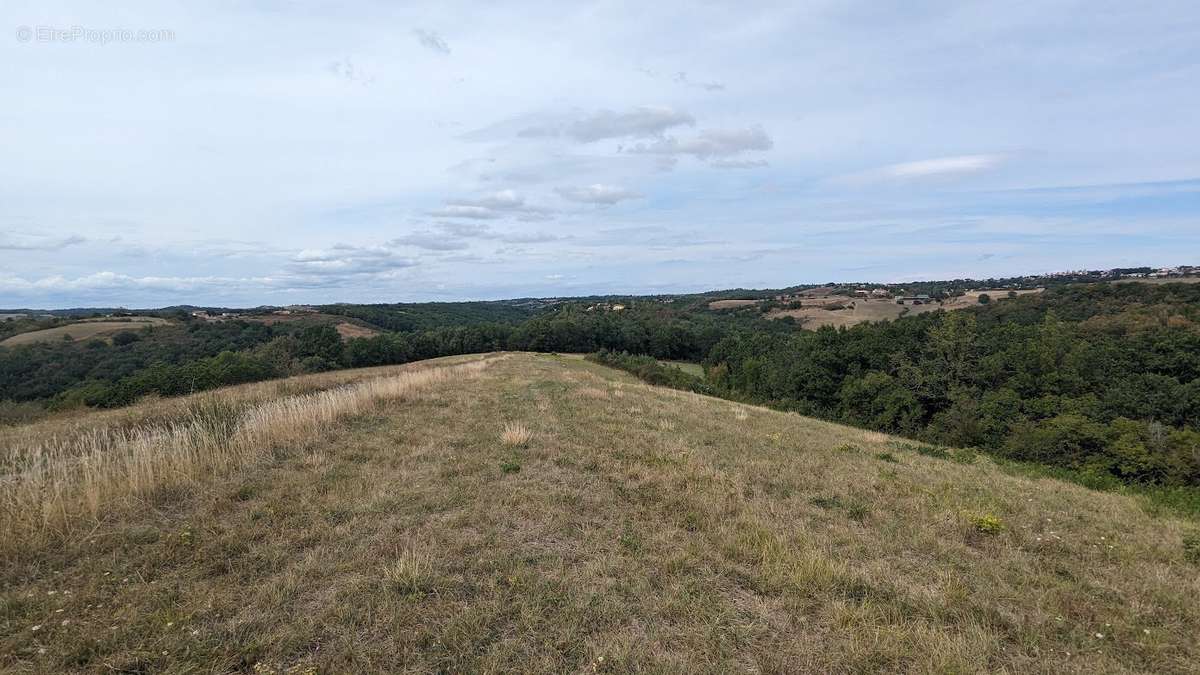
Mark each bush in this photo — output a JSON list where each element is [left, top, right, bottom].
[[111, 331, 141, 346]]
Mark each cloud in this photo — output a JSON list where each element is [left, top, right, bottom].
[[567, 106, 695, 142], [413, 29, 451, 55], [830, 154, 1008, 186], [672, 71, 725, 91], [0, 232, 86, 251], [880, 154, 1005, 179], [628, 125, 773, 160], [510, 106, 695, 143], [427, 205, 502, 220], [0, 271, 257, 294], [430, 190, 554, 220], [287, 245, 417, 277], [710, 159, 769, 169], [636, 67, 725, 92], [388, 232, 469, 251], [435, 221, 558, 244], [555, 184, 643, 205]]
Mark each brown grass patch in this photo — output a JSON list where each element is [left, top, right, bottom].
[[500, 421, 533, 447], [0, 317, 170, 346], [0, 357, 499, 552]]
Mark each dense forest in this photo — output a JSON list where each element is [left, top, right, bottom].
[[3, 282, 1199, 495]]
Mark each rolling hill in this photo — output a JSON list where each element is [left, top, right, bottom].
[[2, 353, 1198, 673]]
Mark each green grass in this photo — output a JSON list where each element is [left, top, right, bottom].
[[2, 353, 1198, 673], [659, 360, 705, 378]]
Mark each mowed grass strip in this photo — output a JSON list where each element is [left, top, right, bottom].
[[1, 353, 1198, 673]]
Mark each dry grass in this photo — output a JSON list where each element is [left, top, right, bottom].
[[1, 352, 1198, 673], [0, 356, 499, 553], [382, 544, 435, 594], [707, 299, 759, 309], [500, 421, 533, 447], [0, 318, 170, 346]]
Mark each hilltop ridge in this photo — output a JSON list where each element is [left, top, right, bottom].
[[2, 353, 1198, 673]]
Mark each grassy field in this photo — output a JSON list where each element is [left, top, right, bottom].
[[0, 318, 170, 346], [2, 353, 1198, 673], [707, 299, 759, 310], [660, 360, 705, 377], [767, 289, 1043, 330]]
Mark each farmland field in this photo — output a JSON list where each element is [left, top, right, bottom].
[[707, 299, 759, 310], [0, 317, 170, 346], [766, 288, 1043, 330]]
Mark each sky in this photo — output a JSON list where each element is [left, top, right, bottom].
[[2, 1, 1199, 308]]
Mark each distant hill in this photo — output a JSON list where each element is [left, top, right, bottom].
[[2, 353, 1196, 673]]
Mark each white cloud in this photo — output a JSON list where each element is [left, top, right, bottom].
[[881, 155, 1006, 179], [428, 205, 502, 219], [628, 126, 773, 160], [288, 245, 417, 276], [430, 190, 554, 220], [0, 271, 256, 294], [555, 184, 643, 205]]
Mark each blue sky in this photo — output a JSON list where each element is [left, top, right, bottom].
[[2, 1, 1198, 307]]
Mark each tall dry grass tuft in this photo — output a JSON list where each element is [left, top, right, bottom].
[[500, 422, 532, 447], [0, 358, 497, 555]]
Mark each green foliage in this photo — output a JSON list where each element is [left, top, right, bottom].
[[4, 281, 1200, 495], [586, 350, 715, 395], [704, 284, 1200, 487], [499, 459, 522, 474], [967, 513, 1004, 535]]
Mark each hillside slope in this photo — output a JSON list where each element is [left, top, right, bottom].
[[2, 353, 1198, 673]]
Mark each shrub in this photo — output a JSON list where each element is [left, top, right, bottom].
[[500, 459, 522, 474]]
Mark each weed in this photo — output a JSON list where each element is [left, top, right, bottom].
[[501, 421, 532, 447], [500, 458, 522, 474], [382, 545, 434, 594], [968, 513, 1004, 535], [845, 499, 871, 523], [875, 452, 899, 463]]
